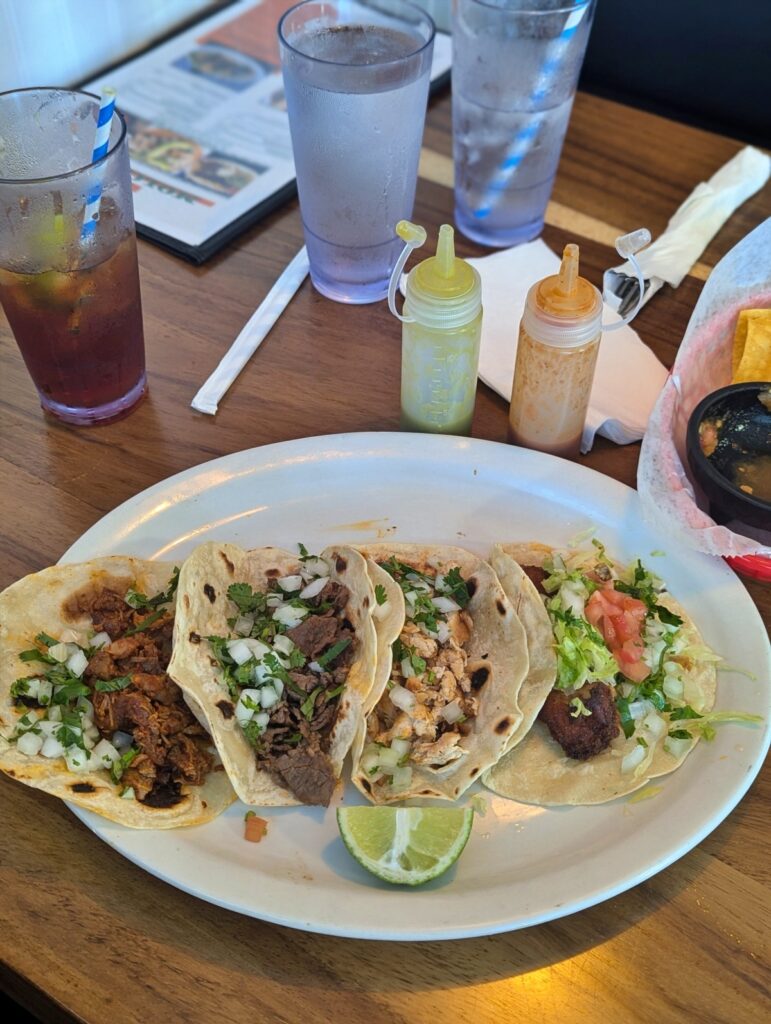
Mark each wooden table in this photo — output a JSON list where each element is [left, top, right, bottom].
[[1, 89, 769, 1024]]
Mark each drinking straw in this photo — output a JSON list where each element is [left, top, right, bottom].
[[473, 1, 591, 220], [81, 87, 116, 240]]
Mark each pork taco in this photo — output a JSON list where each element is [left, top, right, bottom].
[[350, 543, 531, 804], [483, 541, 721, 805], [0, 558, 235, 828], [167, 542, 388, 806]]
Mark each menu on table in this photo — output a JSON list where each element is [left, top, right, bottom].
[[84, 0, 452, 263]]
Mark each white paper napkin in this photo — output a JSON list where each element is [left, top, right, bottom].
[[468, 241, 669, 452]]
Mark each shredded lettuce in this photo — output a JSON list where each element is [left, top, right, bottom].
[[547, 602, 619, 691]]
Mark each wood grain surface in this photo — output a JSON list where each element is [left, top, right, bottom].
[[0, 89, 769, 1024]]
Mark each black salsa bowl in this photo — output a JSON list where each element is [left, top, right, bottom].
[[686, 381, 771, 531]]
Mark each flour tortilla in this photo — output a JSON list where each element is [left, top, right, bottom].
[[168, 542, 380, 806], [482, 543, 718, 805], [0, 558, 235, 828], [351, 543, 530, 804]]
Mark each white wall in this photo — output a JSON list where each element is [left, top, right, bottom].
[[0, 0, 220, 91]]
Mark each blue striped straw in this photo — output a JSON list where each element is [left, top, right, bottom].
[[81, 87, 116, 240], [473, 2, 591, 220]]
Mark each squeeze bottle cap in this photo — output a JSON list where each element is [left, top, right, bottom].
[[524, 242, 603, 349], [388, 221, 481, 329]]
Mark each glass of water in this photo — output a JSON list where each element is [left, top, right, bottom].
[[452, 0, 596, 248], [279, 0, 435, 304]]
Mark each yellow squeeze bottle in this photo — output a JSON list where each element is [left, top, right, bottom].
[[388, 221, 482, 435]]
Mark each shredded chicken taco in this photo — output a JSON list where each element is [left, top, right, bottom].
[[0, 558, 235, 828], [350, 543, 531, 804], [168, 542, 390, 807], [483, 541, 723, 805]]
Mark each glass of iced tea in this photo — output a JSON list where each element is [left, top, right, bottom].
[[0, 88, 146, 425]]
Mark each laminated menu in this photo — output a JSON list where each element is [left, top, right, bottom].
[[84, 0, 452, 263]]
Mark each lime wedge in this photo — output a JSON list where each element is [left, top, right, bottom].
[[337, 806, 473, 886]]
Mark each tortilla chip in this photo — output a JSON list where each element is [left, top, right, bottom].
[[732, 308, 771, 383]]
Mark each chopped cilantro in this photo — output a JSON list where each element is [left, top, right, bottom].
[[35, 632, 58, 648], [125, 569, 179, 610], [51, 680, 91, 704], [316, 637, 352, 668], [125, 607, 166, 636], [616, 696, 635, 739], [227, 582, 268, 615], [668, 729, 692, 740], [19, 647, 56, 665], [669, 705, 702, 721], [300, 686, 323, 720], [93, 676, 132, 693], [325, 683, 346, 701], [374, 584, 388, 606], [614, 560, 683, 627], [242, 719, 265, 749], [637, 736, 648, 748], [440, 567, 470, 608], [288, 647, 306, 669], [298, 542, 310, 558], [110, 747, 139, 784]]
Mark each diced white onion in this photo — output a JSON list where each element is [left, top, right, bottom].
[[378, 745, 402, 768], [23, 678, 41, 700], [390, 738, 411, 759], [65, 747, 92, 773], [404, 590, 417, 607], [233, 615, 254, 636], [41, 735, 65, 759], [266, 593, 284, 608], [435, 621, 451, 644], [112, 730, 133, 752], [66, 649, 88, 678], [360, 746, 382, 778], [254, 712, 270, 729], [35, 680, 52, 706], [273, 678, 285, 699], [243, 637, 271, 659], [559, 582, 586, 619], [628, 699, 655, 721], [17, 731, 43, 756], [49, 642, 73, 663], [641, 713, 667, 741], [272, 605, 306, 628], [440, 700, 463, 724], [259, 686, 279, 709], [236, 689, 261, 724], [308, 661, 323, 674], [272, 634, 295, 656], [389, 684, 416, 713], [226, 639, 253, 666], [400, 657, 414, 680], [278, 575, 303, 592], [663, 676, 684, 700], [664, 735, 692, 760], [621, 745, 647, 774], [253, 661, 274, 685], [302, 557, 329, 579], [390, 765, 413, 790], [37, 719, 60, 738], [76, 697, 94, 719], [82, 731, 95, 750], [432, 596, 461, 614], [299, 576, 329, 600], [434, 572, 446, 592], [91, 631, 111, 650], [92, 738, 120, 769], [47, 706, 62, 723]]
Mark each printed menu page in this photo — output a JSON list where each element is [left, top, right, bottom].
[[85, 0, 452, 262]]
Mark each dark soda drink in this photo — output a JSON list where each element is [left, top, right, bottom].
[[0, 231, 146, 424]]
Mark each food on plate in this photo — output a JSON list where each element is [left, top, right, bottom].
[[0, 558, 235, 827], [731, 308, 771, 384], [244, 810, 268, 843], [483, 541, 725, 805], [336, 805, 474, 886], [168, 542, 393, 806], [350, 543, 530, 803]]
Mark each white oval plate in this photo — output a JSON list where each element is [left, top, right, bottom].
[[63, 433, 770, 940]]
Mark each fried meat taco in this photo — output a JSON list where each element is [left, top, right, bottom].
[[168, 542, 394, 807], [0, 558, 235, 828], [350, 543, 531, 804], [483, 541, 721, 805]]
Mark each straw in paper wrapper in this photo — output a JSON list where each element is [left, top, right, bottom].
[[81, 87, 116, 240]]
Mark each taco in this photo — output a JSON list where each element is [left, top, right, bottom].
[[168, 542, 390, 807], [0, 558, 235, 828], [482, 541, 719, 805], [350, 543, 531, 804]]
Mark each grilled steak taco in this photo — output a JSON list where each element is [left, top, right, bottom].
[[350, 543, 531, 804], [0, 558, 235, 828], [483, 541, 720, 805], [168, 542, 389, 806]]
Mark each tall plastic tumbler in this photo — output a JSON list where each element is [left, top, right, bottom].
[[453, 0, 596, 248], [0, 88, 146, 425], [279, 0, 435, 304]]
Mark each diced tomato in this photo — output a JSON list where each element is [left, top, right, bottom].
[[585, 586, 650, 682], [244, 813, 268, 843]]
